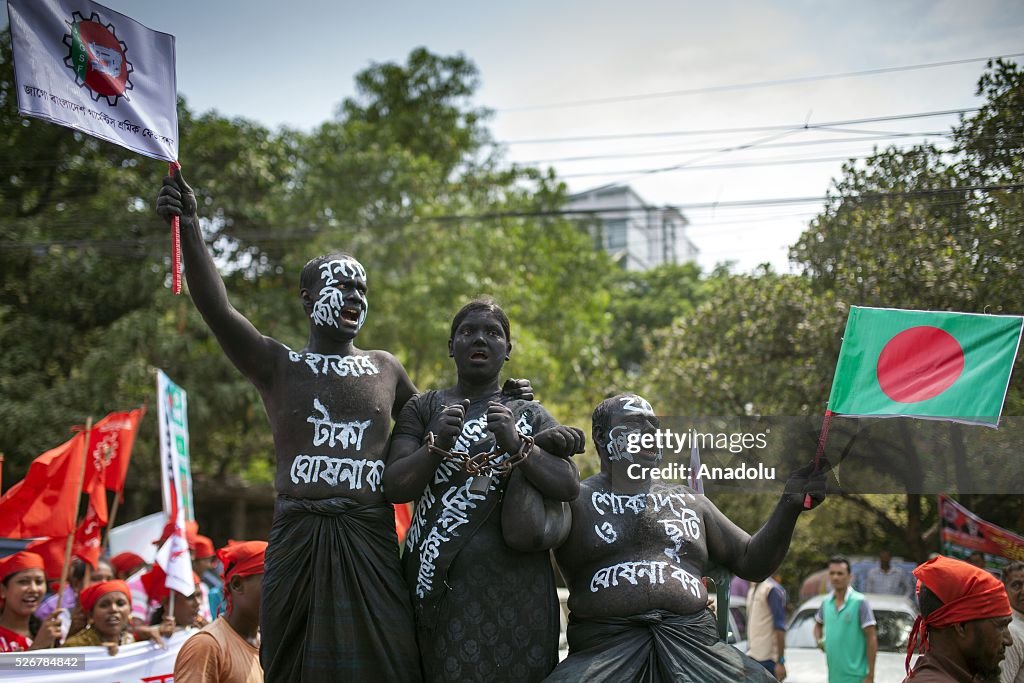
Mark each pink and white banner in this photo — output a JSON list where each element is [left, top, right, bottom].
[[0, 629, 193, 682], [7, 0, 178, 161]]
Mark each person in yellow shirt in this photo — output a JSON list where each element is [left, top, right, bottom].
[[174, 541, 267, 683]]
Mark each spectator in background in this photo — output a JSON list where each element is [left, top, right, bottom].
[[189, 533, 217, 624], [174, 541, 267, 683], [748, 571, 788, 680], [903, 555, 1012, 683], [1000, 561, 1024, 683], [143, 566, 202, 633], [862, 549, 914, 598], [111, 552, 147, 580], [0, 552, 62, 652], [814, 556, 877, 683], [62, 580, 134, 655]]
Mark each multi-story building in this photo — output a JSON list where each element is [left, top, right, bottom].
[[565, 184, 698, 270]]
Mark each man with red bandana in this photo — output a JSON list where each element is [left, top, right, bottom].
[[904, 555, 1013, 683], [174, 541, 267, 683]]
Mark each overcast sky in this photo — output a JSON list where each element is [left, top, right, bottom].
[[5, 0, 1023, 271]]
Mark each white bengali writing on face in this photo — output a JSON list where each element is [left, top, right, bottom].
[[310, 258, 368, 331], [588, 560, 703, 597], [288, 350, 379, 377], [414, 480, 486, 598], [307, 397, 373, 450], [607, 396, 660, 463]]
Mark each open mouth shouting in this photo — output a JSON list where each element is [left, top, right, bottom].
[[469, 350, 489, 362], [340, 306, 362, 326]]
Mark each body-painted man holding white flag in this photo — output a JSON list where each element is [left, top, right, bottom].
[[155, 171, 424, 681]]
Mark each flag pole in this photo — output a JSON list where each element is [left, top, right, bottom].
[[104, 492, 121, 553], [97, 444, 118, 553], [803, 409, 834, 510], [56, 417, 92, 611], [169, 161, 182, 295]]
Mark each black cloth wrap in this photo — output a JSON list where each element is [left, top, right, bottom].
[[543, 608, 776, 683], [260, 495, 422, 682]]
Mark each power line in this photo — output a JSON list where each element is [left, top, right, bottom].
[[518, 131, 951, 165], [497, 52, 1024, 113], [503, 108, 979, 145], [3, 183, 1021, 250], [557, 155, 864, 179]]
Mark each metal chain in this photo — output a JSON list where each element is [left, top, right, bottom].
[[423, 432, 534, 479]]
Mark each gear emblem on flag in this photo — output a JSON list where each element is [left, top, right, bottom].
[[62, 11, 134, 106]]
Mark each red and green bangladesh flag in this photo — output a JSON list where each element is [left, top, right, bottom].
[[828, 307, 1024, 427]]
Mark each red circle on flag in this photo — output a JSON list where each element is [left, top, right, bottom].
[[876, 326, 965, 403], [78, 20, 128, 97]]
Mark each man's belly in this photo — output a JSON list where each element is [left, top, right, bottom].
[[567, 556, 710, 619]]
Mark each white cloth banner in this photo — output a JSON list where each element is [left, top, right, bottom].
[[7, 0, 178, 162], [107, 512, 165, 565], [0, 629, 193, 682]]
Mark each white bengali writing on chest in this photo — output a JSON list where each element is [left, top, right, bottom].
[[307, 397, 373, 449], [287, 396, 379, 492], [591, 490, 697, 520], [588, 560, 703, 597], [288, 350, 380, 377], [289, 455, 384, 491]]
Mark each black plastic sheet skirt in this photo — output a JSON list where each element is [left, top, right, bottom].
[[544, 608, 775, 683]]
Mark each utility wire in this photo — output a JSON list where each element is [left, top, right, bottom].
[[503, 108, 979, 145], [497, 52, 1024, 112], [520, 132, 951, 165], [3, 183, 1021, 250]]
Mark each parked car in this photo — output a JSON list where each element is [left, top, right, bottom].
[[783, 593, 918, 683]]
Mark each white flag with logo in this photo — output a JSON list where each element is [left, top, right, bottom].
[[7, 0, 178, 161]]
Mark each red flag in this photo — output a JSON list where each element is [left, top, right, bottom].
[[25, 535, 70, 581], [83, 408, 145, 493], [73, 477, 109, 568], [0, 431, 86, 538]]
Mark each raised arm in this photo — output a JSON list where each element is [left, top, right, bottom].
[[705, 462, 826, 580], [156, 170, 278, 388]]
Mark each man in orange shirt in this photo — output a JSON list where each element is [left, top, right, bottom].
[[174, 541, 266, 683]]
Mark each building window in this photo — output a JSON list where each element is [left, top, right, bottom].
[[605, 219, 627, 250]]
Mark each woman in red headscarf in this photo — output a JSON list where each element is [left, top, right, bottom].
[[0, 552, 62, 652], [62, 580, 135, 655]]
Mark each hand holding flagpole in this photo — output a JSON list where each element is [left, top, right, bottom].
[[169, 161, 182, 294]]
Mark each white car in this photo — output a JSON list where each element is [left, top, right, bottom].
[[782, 593, 918, 683]]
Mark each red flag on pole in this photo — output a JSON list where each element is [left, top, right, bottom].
[[73, 476, 109, 568], [0, 431, 86, 538], [25, 535, 70, 581], [83, 407, 146, 493]]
